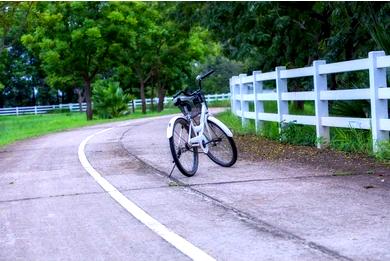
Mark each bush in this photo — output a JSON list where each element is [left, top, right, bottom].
[[92, 80, 130, 119], [330, 100, 370, 118], [330, 127, 372, 154], [280, 121, 316, 146], [376, 141, 390, 162]]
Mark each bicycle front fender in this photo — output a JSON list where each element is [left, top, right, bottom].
[[207, 116, 233, 137], [166, 116, 187, 139]]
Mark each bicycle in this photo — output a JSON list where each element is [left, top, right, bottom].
[[166, 70, 237, 177]]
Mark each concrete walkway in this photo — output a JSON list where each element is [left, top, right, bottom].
[[1, 112, 389, 261]]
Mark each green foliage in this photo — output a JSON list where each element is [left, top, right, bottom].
[[216, 110, 256, 135], [280, 121, 316, 146], [330, 127, 372, 154], [260, 122, 279, 140], [92, 80, 130, 119], [331, 100, 370, 118], [207, 99, 231, 108], [217, 111, 315, 146], [1, 0, 389, 130], [21, 2, 126, 119], [366, 3, 390, 54], [190, 56, 244, 94], [376, 141, 390, 162]]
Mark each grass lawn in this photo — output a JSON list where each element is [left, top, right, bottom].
[[0, 108, 180, 147]]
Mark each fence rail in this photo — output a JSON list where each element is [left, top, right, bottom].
[[0, 93, 230, 116], [230, 51, 390, 152]]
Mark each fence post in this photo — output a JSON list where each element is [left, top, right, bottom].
[[253, 70, 263, 132], [313, 60, 329, 148], [16, 107, 19, 116], [239, 74, 248, 127], [230, 78, 235, 114], [34, 106, 37, 115], [369, 51, 389, 152], [275, 67, 288, 133], [69, 103, 72, 112], [231, 77, 236, 114]]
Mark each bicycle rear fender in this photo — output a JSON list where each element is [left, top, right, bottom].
[[166, 116, 186, 139], [208, 116, 233, 137]]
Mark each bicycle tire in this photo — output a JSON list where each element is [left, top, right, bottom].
[[205, 120, 237, 167], [169, 118, 199, 176]]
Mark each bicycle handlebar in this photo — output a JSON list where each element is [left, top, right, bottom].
[[174, 69, 215, 98], [196, 70, 214, 81], [196, 69, 214, 89]]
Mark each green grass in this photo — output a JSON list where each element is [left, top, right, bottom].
[[0, 108, 179, 147], [329, 127, 372, 154], [207, 99, 231, 108], [216, 110, 256, 135], [376, 140, 390, 162], [216, 110, 390, 162], [221, 101, 316, 142]]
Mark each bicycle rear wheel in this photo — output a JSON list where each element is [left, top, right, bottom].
[[205, 120, 237, 167], [169, 118, 198, 176]]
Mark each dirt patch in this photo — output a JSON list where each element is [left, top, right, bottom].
[[235, 134, 390, 176]]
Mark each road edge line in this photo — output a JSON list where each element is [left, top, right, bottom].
[[78, 127, 216, 261]]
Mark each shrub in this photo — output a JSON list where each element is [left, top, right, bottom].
[[279, 121, 316, 146], [92, 80, 130, 119], [330, 100, 370, 118], [330, 127, 372, 154], [376, 141, 390, 162]]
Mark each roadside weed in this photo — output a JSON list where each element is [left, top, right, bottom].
[[375, 141, 390, 162]]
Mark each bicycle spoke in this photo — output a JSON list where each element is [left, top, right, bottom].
[[174, 129, 188, 145], [205, 121, 236, 167]]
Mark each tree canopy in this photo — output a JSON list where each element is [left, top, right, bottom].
[[1, 2, 389, 118]]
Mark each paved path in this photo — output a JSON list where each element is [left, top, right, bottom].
[[1, 112, 389, 261]]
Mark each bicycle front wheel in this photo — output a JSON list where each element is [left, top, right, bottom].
[[205, 120, 237, 167], [169, 118, 198, 177]]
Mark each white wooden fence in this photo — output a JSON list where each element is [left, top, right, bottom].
[[0, 93, 230, 116], [230, 51, 390, 152]]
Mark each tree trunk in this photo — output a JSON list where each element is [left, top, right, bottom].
[[290, 80, 304, 111], [150, 86, 155, 111], [0, 93, 4, 108], [140, 80, 146, 114], [157, 85, 166, 112], [330, 74, 337, 90], [293, 101, 305, 111], [75, 88, 84, 113], [84, 78, 93, 120], [32, 87, 36, 106]]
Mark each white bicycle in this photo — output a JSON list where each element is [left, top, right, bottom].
[[166, 70, 237, 177]]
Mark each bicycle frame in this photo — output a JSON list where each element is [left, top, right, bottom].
[[167, 69, 237, 176], [167, 101, 233, 150], [187, 102, 211, 153], [167, 69, 233, 149]]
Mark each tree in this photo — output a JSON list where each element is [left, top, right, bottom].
[[22, 2, 124, 120], [152, 22, 220, 111], [0, 2, 38, 107], [191, 56, 244, 94], [365, 3, 390, 54], [112, 2, 217, 113], [106, 2, 158, 114]]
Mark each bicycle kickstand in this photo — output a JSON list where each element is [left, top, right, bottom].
[[168, 161, 176, 177]]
